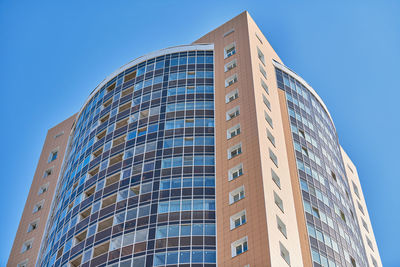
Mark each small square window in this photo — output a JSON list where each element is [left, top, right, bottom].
[[276, 216, 287, 238], [21, 240, 33, 253], [279, 242, 290, 265], [27, 220, 39, 233], [38, 184, 49, 195], [33, 200, 44, 213], [227, 124, 241, 139], [228, 143, 242, 159], [230, 210, 246, 230], [43, 168, 53, 178], [257, 47, 265, 64], [269, 148, 278, 167], [224, 43, 236, 59], [271, 169, 281, 189], [231, 236, 248, 257], [229, 186, 245, 204], [226, 106, 240, 121], [228, 163, 243, 181], [224, 59, 237, 72], [225, 74, 238, 87], [267, 128, 275, 147], [274, 191, 284, 212], [225, 89, 239, 103], [48, 150, 58, 162], [264, 111, 273, 128]]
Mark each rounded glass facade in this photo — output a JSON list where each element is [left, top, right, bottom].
[[275, 66, 368, 267], [38, 46, 216, 267]]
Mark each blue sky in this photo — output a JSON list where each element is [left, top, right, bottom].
[[0, 0, 398, 266]]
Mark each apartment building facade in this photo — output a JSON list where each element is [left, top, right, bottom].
[[8, 11, 381, 267]]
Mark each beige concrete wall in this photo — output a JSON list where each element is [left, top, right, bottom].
[[341, 147, 382, 267], [7, 115, 76, 267], [194, 11, 306, 266]]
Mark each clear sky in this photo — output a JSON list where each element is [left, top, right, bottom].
[[0, 0, 398, 266]]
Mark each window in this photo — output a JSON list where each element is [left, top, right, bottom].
[[27, 220, 39, 233], [274, 191, 284, 212], [279, 242, 291, 265], [231, 236, 248, 257], [264, 111, 273, 128], [226, 106, 240, 120], [352, 181, 360, 199], [261, 79, 269, 94], [371, 255, 378, 267], [21, 240, 33, 253], [225, 74, 238, 87], [228, 143, 242, 159], [350, 257, 356, 267], [362, 218, 369, 232], [267, 128, 275, 147], [357, 201, 365, 215], [43, 168, 53, 178], [54, 131, 64, 139], [257, 47, 265, 65], [229, 164, 243, 181], [259, 64, 267, 78], [269, 148, 278, 167], [340, 210, 346, 222], [224, 43, 236, 58], [226, 89, 239, 103], [366, 236, 374, 251], [38, 183, 49, 195], [271, 169, 281, 188], [48, 150, 58, 162], [227, 124, 241, 139], [263, 94, 271, 110], [230, 210, 246, 230], [229, 186, 245, 204], [276, 216, 287, 238], [224, 59, 237, 72], [17, 260, 28, 267], [224, 28, 235, 37], [33, 200, 44, 213]]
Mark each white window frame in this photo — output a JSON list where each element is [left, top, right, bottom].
[[229, 185, 245, 204], [225, 73, 238, 87], [259, 63, 267, 78], [274, 191, 284, 212], [226, 106, 240, 121], [27, 219, 39, 233], [267, 128, 275, 147], [224, 43, 236, 59], [38, 183, 50, 195], [279, 242, 291, 265], [269, 148, 278, 167], [264, 111, 273, 128], [43, 167, 54, 178], [48, 149, 59, 163], [33, 200, 45, 213], [227, 124, 241, 139], [225, 89, 239, 103], [257, 47, 265, 65], [276, 215, 287, 238], [21, 239, 33, 253], [231, 236, 248, 257], [224, 59, 237, 72], [230, 210, 247, 230], [228, 143, 242, 159], [228, 163, 243, 181]]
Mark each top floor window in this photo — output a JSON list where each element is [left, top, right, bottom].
[[224, 43, 236, 59]]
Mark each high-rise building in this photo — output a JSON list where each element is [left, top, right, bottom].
[[8, 11, 381, 267]]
